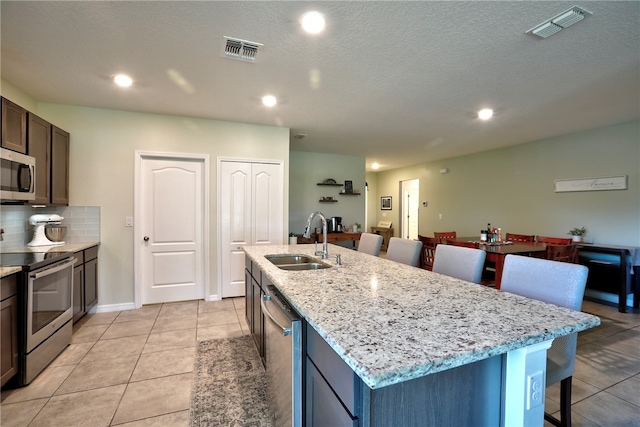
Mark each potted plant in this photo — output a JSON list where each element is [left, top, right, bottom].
[[353, 222, 362, 232], [568, 226, 587, 242], [289, 232, 298, 245]]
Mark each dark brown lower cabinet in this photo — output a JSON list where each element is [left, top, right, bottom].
[[72, 245, 99, 323], [1, 274, 19, 386]]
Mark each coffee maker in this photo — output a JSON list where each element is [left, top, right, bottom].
[[330, 217, 343, 233]]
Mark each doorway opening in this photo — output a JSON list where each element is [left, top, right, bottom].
[[401, 179, 419, 240]]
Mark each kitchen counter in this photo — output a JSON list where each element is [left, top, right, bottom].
[[2, 241, 100, 254], [244, 244, 600, 390], [0, 266, 22, 278], [1, 242, 100, 278]]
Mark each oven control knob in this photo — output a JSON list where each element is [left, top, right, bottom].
[[143, 236, 149, 242]]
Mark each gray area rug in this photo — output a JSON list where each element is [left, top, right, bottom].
[[190, 335, 273, 427]]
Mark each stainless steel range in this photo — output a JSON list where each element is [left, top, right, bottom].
[[1, 250, 75, 386]]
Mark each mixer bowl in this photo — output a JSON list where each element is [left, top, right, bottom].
[[45, 225, 67, 242]]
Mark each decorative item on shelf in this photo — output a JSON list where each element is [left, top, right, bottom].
[[381, 196, 392, 210], [568, 226, 587, 242], [344, 180, 353, 193], [319, 196, 337, 203], [289, 232, 298, 245]]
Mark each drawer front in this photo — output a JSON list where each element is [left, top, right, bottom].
[[72, 250, 84, 265], [0, 274, 17, 301], [85, 245, 99, 261], [306, 357, 358, 427], [306, 323, 359, 416]]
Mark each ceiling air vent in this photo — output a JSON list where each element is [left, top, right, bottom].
[[526, 5, 592, 39], [223, 36, 263, 62]]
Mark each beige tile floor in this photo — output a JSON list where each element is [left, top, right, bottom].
[[1, 298, 639, 426]]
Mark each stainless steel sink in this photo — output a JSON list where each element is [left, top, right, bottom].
[[265, 254, 330, 270]]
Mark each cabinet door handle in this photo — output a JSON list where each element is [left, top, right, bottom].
[[143, 236, 149, 242]]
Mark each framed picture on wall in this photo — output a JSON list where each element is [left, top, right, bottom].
[[381, 196, 392, 210], [344, 180, 353, 193]]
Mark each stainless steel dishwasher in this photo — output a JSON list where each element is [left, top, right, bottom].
[[261, 284, 302, 427]]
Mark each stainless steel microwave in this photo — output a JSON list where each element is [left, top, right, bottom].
[[1, 147, 35, 202]]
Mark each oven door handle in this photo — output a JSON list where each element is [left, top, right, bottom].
[[30, 258, 77, 279]]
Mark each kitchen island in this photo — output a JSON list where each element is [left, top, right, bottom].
[[244, 244, 599, 426]]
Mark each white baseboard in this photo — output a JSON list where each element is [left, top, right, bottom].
[[95, 302, 136, 313]]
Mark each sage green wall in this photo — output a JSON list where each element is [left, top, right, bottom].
[[372, 121, 640, 246], [289, 151, 365, 235], [31, 102, 290, 307]]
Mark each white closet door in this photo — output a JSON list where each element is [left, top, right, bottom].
[[220, 160, 283, 298], [220, 162, 252, 298]]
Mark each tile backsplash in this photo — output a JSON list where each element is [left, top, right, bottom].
[[0, 206, 100, 250]]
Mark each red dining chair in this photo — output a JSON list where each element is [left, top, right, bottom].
[[418, 235, 438, 270], [536, 236, 572, 245], [434, 231, 456, 244], [546, 244, 579, 264], [505, 233, 535, 243]]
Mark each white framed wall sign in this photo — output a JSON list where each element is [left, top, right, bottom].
[[554, 175, 627, 193]]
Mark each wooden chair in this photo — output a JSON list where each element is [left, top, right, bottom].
[[505, 233, 535, 243], [501, 255, 588, 427], [434, 231, 456, 244], [432, 244, 486, 284], [536, 236, 572, 245], [386, 237, 423, 267], [546, 244, 579, 264], [446, 239, 478, 248], [418, 235, 438, 270]]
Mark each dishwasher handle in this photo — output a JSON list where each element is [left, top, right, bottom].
[[261, 294, 292, 337]]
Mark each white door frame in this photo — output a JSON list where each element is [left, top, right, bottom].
[[216, 156, 284, 301], [134, 150, 210, 308]]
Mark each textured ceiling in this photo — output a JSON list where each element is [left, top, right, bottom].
[[1, 1, 638, 171]]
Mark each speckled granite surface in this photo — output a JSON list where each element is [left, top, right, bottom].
[[245, 244, 600, 390], [1, 241, 100, 254]]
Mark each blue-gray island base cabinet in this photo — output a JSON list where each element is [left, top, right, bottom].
[[244, 244, 600, 427]]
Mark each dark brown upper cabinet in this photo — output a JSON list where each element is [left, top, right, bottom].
[[27, 113, 52, 204], [27, 113, 69, 206], [51, 126, 70, 205], [1, 97, 28, 154]]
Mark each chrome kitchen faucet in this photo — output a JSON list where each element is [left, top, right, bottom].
[[303, 211, 329, 259]]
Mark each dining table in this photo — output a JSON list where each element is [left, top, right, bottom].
[[455, 237, 547, 289]]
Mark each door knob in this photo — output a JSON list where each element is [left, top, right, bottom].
[[143, 236, 149, 241]]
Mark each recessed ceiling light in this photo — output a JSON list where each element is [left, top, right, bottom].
[[114, 74, 133, 87], [262, 95, 277, 107], [301, 11, 325, 34], [371, 163, 380, 170], [478, 108, 494, 120]]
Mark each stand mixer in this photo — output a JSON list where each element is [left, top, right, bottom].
[[27, 214, 65, 246]]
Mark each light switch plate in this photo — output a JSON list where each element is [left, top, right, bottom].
[[125, 217, 133, 227]]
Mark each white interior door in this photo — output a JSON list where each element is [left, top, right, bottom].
[[401, 179, 419, 240], [220, 162, 252, 298], [139, 155, 205, 305], [220, 160, 283, 298]]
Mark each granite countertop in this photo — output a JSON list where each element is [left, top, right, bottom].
[[244, 244, 600, 390], [0, 266, 22, 278], [2, 241, 100, 254], [1, 242, 100, 278]]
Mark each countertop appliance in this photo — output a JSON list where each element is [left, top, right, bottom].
[[0, 147, 35, 203], [1, 249, 75, 386], [27, 214, 65, 247], [261, 284, 302, 427], [330, 216, 343, 233]]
